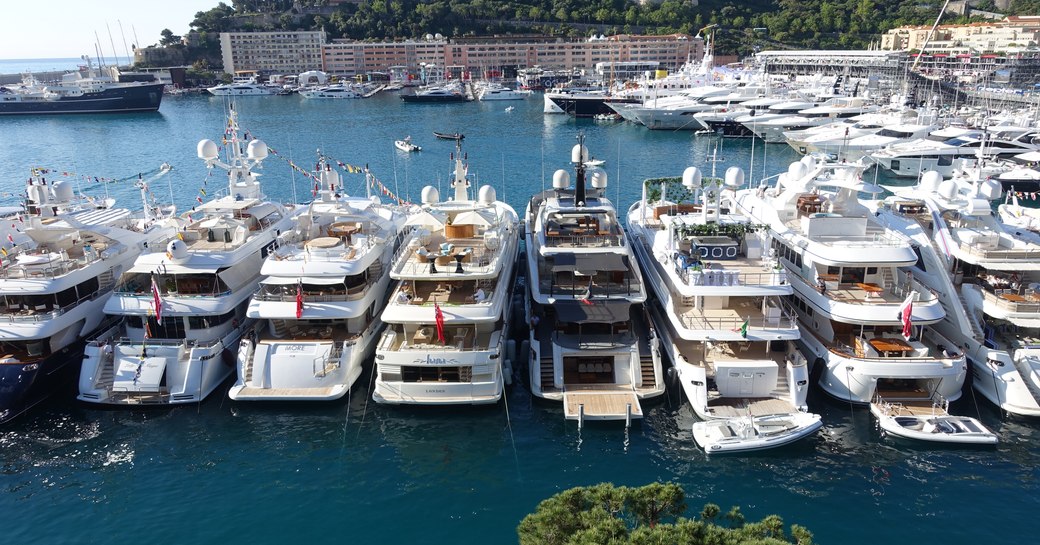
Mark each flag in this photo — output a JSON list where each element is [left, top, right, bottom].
[[5, 233, 12, 243], [434, 303, 445, 343], [899, 293, 914, 338], [151, 276, 163, 326], [295, 280, 304, 319], [732, 318, 749, 338]]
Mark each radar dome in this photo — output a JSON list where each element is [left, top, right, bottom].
[[197, 139, 219, 161], [247, 140, 268, 160], [166, 239, 188, 261], [553, 169, 570, 190], [724, 167, 746, 188], [787, 161, 808, 181], [800, 155, 817, 171], [682, 167, 702, 189], [571, 144, 589, 164], [52, 180, 74, 202], [937, 179, 958, 201], [590, 167, 607, 188], [421, 185, 440, 205], [478, 185, 497, 204], [979, 178, 1002, 201], [919, 170, 943, 193]]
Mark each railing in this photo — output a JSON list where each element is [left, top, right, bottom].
[[114, 288, 234, 298], [0, 288, 113, 323], [805, 231, 908, 247], [254, 289, 367, 303], [544, 232, 623, 248], [676, 266, 787, 288], [677, 306, 799, 332], [956, 240, 1040, 260], [985, 289, 1040, 314], [791, 270, 938, 304], [314, 342, 346, 377], [539, 278, 642, 298], [0, 251, 102, 279]]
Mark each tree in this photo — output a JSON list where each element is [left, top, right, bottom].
[[159, 29, 181, 46], [518, 483, 814, 545]]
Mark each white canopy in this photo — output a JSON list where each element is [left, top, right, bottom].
[[452, 209, 495, 227]]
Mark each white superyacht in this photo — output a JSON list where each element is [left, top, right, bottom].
[[627, 165, 821, 452], [735, 157, 966, 406], [525, 135, 664, 424], [372, 142, 520, 405], [229, 158, 405, 401], [79, 108, 296, 405]]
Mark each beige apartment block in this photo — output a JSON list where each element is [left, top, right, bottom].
[[220, 30, 327, 75]]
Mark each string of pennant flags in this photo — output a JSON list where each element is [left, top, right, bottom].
[[1012, 190, 1039, 200]]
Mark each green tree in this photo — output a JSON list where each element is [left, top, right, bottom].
[[159, 28, 181, 46]]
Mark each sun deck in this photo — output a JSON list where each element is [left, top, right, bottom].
[[674, 297, 798, 331], [563, 385, 644, 421]]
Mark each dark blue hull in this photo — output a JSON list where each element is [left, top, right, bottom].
[[0, 82, 164, 115], [0, 343, 83, 424], [548, 95, 640, 118]]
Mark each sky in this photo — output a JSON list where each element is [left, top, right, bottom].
[[0, 0, 222, 59]]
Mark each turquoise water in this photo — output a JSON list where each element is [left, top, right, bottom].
[[1, 94, 1037, 544]]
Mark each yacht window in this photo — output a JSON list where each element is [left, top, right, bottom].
[[56, 286, 78, 307], [147, 316, 187, 339], [127, 315, 144, 329], [841, 267, 866, 284], [76, 276, 100, 300], [877, 129, 911, 138]]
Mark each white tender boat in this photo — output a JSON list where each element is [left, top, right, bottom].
[[206, 82, 276, 96], [372, 141, 520, 405], [79, 107, 297, 405], [228, 159, 405, 401], [299, 84, 361, 99], [692, 412, 824, 453], [394, 138, 421, 152], [870, 393, 997, 445]]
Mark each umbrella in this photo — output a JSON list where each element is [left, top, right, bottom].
[[403, 209, 447, 229], [451, 209, 495, 227]]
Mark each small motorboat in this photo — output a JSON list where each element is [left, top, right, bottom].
[[433, 131, 464, 141], [395, 138, 421, 152], [871, 396, 998, 445], [692, 412, 823, 454], [505, 106, 515, 112]]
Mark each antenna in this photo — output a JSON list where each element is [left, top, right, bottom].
[[288, 143, 298, 205], [118, 20, 132, 65], [106, 22, 120, 67]]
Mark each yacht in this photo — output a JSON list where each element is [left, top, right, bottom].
[[401, 83, 468, 103], [0, 170, 177, 423], [229, 159, 405, 401], [734, 100, 817, 139], [735, 157, 966, 405], [0, 60, 164, 115], [870, 126, 1040, 178], [372, 142, 520, 405], [614, 85, 738, 127], [698, 96, 788, 137], [799, 122, 937, 162], [626, 164, 821, 451], [875, 171, 1040, 416], [206, 82, 276, 96], [476, 82, 530, 101], [750, 97, 878, 144], [78, 107, 297, 405], [524, 135, 664, 423], [299, 84, 362, 99]]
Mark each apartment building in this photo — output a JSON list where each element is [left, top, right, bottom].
[[219, 30, 327, 75], [880, 17, 1040, 53]]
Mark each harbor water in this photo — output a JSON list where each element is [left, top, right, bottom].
[[0, 93, 1037, 544]]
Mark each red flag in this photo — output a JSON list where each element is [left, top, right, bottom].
[[434, 303, 445, 343], [151, 276, 163, 326], [899, 294, 914, 338], [296, 280, 304, 319]]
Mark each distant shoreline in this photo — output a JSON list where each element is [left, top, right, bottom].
[[0, 57, 132, 76]]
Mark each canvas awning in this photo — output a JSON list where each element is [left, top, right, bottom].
[[262, 276, 345, 286], [554, 300, 630, 323]]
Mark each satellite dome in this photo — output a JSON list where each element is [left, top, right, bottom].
[[682, 167, 702, 189], [938, 179, 958, 201], [166, 239, 188, 261], [197, 139, 219, 161], [478, 185, 497, 204], [52, 180, 74, 202], [800, 155, 817, 171], [421, 185, 440, 205], [246, 139, 268, 160], [787, 161, 808, 181], [571, 144, 589, 164], [979, 178, 1002, 201], [919, 170, 943, 193], [589, 167, 608, 189], [724, 167, 745, 188], [552, 169, 570, 190]]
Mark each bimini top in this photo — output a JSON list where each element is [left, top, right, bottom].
[[554, 299, 631, 323]]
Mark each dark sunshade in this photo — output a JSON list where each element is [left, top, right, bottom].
[[554, 300, 631, 323], [550, 253, 627, 272]]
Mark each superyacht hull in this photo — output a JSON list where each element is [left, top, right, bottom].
[[0, 83, 164, 115]]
